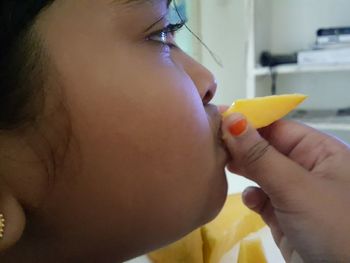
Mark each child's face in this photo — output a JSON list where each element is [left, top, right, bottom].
[[29, 0, 228, 261]]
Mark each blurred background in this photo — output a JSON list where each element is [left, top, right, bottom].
[[175, 0, 350, 192], [129, 0, 350, 261], [175, 0, 247, 105]]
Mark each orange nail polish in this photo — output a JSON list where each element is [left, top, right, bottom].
[[229, 119, 247, 136]]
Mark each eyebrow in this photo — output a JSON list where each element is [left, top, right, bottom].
[[120, 0, 171, 7]]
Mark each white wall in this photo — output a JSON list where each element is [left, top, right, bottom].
[[198, 0, 258, 193], [176, 0, 248, 105], [175, 0, 202, 60], [199, 0, 247, 105], [189, 0, 350, 109]]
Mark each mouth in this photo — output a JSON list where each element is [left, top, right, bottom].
[[205, 104, 230, 162], [205, 104, 222, 136]]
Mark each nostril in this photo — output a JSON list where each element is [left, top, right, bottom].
[[202, 82, 217, 105], [202, 90, 214, 105]]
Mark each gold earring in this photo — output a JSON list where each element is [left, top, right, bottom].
[[0, 214, 5, 239]]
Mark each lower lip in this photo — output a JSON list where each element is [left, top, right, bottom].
[[218, 138, 231, 163]]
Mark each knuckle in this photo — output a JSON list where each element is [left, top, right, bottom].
[[243, 140, 270, 166]]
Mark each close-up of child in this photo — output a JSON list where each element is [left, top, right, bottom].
[[1, 1, 350, 262], [0, 0, 229, 262]]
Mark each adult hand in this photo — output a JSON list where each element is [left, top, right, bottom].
[[222, 113, 350, 263]]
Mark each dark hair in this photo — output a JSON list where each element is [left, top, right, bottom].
[[0, 1, 53, 130]]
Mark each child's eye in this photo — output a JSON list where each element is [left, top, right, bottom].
[[147, 22, 185, 49]]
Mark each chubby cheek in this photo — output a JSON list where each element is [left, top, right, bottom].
[[47, 37, 226, 252], [74, 64, 217, 208], [66, 64, 220, 235]]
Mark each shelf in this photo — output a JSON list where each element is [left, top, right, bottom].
[[304, 122, 350, 131], [254, 63, 350, 76], [245, 0, 350, 133], [291, 114, 350, 131]]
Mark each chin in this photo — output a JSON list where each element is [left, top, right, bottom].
[[200, 168, 228, 226]]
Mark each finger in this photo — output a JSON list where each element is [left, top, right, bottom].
[[260, 120, 350, 172], [222, 113, 311, 204], [242, 187, 283, 243], [259, 120, 316, 155], [242, 187, 298, 261]]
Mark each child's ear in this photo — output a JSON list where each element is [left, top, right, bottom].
[[0, 183, 26, 252]]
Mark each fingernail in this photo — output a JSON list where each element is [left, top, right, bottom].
[[229, 118, 247, 136]]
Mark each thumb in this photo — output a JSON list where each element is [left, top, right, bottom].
[[222, 113, 310, 202]]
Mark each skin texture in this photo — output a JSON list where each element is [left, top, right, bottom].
[[0, 0, 228, 262], [222, 113, 350, 263]]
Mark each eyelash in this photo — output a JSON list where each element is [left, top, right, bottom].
[[147, 22, 186, 48]]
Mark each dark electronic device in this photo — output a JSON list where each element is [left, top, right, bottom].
[[317, 27, 350, 36], [260, 51, 297, 67]]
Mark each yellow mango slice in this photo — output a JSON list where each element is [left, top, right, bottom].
[[222, 94, 307, 129], [201, 194, 265, 263], [148, 229, 203, 263], [237, 236, 268, 263]]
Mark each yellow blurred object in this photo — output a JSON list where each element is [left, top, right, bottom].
[[222, 94, 307, 128], [237, 236, 268, 263], [202, 194, 265, 263], [148, 229, 203, 263], [148, 194, 266, 263]]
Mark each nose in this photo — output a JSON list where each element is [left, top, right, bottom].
[[176, 52, 218, 105]]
